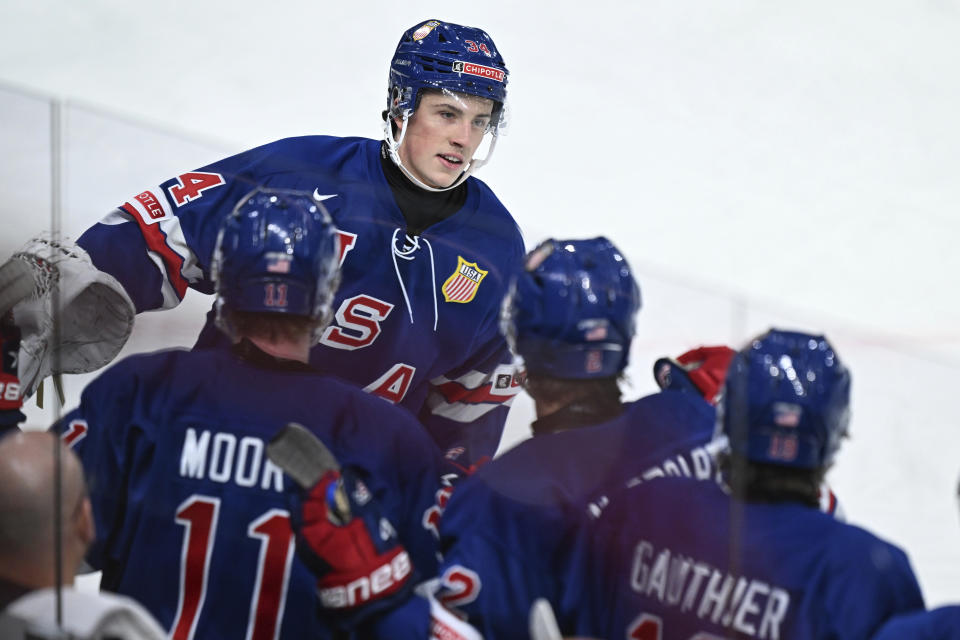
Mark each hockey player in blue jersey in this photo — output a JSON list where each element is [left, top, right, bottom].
[[50, 189, 447, 639], [284, 237, 769, 638], [6, 19, 525, 466], [566, 329, 925, 640], [397, 239, 740, 638], [654, 344, 845, 519]]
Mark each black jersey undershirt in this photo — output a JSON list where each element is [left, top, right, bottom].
[[231, 338, 315, 373], [529, 401, 625, 437], [380, 143, 468, 237]]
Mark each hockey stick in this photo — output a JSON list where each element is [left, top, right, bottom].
[[0, 258, 35, 318], [266, 422, 340, 489], [266, 422, 353, 526]]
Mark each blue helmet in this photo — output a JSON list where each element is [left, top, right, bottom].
[[387, 19, 509, 123], [501, 237, 641, 379], [719, 329, 852, 469], [212, 188, 340, 337]]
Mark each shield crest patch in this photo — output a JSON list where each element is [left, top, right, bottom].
[[442, 256, 488, 303]]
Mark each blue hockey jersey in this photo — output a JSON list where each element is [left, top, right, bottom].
[[566, 476, 925, 640], [54, 342, 445, 640], [76, 136, 526, 463], [368, 388, 723, 638], [872, 605, 960, 639]]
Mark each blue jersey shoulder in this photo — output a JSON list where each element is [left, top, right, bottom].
[[81, 343, 440, 464], [873, 605, 960, 640], [458, 389, 717, 509], [249, 135, 381, 185]]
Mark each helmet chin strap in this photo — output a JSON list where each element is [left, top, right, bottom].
[[382, 112, 498, 193]]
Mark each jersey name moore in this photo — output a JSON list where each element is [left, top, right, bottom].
[[179, 427, 285, 492]]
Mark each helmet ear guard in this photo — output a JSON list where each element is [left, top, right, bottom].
[[501, 238, 642, 380]]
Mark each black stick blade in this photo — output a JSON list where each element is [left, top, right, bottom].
[[266, 422, 340, 489]]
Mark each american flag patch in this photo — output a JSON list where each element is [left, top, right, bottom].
[[773, 402, 802, 427], [412, 20, 441, 41], [579, 319, 609, 342], [266, 255, 291, 273], [442, 256, 488, 303]]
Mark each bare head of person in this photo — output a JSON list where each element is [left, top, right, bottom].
[[0, 431, 95, 588]]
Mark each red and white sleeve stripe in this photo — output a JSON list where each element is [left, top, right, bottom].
[[115, 188, 204, 309], [427, 364, 522, 423]]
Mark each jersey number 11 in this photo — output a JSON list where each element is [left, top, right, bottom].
[[172, 495, 294, 640]]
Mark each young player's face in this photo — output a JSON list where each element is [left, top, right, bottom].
[[397, 91, 494, 189]]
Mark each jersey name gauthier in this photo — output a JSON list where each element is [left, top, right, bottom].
[[179, 427, 284, 492], [452, 61, 505, 83], [630, 539, 790, 640]]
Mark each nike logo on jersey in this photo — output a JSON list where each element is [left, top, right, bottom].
[[313, 189, 339, 202]]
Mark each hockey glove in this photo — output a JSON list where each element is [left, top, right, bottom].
[[267, 423, 414, 629], [653, 345, 736, 406], [0, 312, 25, 431], [292, 468, 414, 627]]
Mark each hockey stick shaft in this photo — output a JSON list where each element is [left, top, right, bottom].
[[529, 598, 563, 640]]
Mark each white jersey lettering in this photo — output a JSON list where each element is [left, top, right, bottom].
[[179, 428, 283, 492], [629, 539, 791, 640]]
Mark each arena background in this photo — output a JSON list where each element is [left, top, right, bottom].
[[2, 0, 959, 605]]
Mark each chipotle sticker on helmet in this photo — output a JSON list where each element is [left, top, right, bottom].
[[452, 61, 505, 83], [412, 20, 440, 41]]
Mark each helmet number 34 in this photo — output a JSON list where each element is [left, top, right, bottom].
[[463, 40, 491, 55]]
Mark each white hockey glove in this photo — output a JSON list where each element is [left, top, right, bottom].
[[3, 234, 135, 397]]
